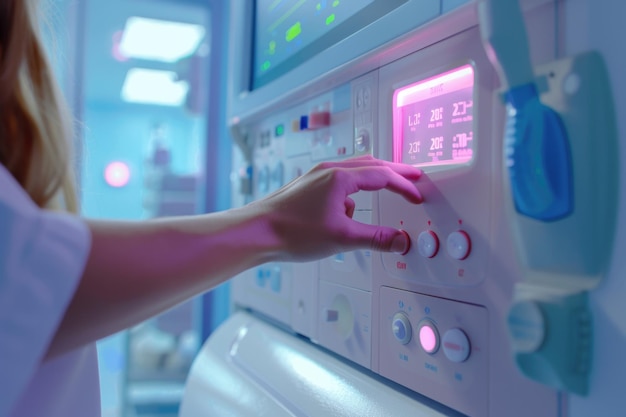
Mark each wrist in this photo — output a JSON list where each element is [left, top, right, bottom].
[[229, 204, 286, 264]]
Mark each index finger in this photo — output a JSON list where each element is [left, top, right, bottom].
[[314, 156, 423, 181], [336, 165, 424, 204]]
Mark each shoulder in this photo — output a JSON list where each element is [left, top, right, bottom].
[[0, 163, 93, 416], [0, 163, 39, 215]]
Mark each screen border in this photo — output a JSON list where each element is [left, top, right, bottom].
[[252, 0, 407, 90]]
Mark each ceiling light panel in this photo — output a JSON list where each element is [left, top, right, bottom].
[[121, 68, 189, 106], [119, 17, 205, 62]]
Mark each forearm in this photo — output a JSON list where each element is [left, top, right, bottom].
[[47, 156, 423, 358], [47, 206, 279, 358]]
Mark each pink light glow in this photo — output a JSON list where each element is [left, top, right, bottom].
[[104, 161, 131, 187], [395, 65, 474, 107], [419, 324, 438, 353]]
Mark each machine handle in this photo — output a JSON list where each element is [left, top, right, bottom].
[[479, 0, 573, 221], [477, 0, 534, 90], [504, 84, 573, 221]]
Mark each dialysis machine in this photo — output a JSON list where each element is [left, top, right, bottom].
[[181, 0, 617, 416]]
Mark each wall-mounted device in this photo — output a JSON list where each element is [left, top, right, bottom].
[[478, 0, 618, 395]]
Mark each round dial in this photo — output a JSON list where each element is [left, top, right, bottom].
[[392, 312, 412, 345], [507, 300, 546, 353], [446, 230, 472, 260], [417, 230, 440, 258], [442, 328, 471, 362]]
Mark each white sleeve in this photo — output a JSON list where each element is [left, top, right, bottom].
[[0, 164, 92, 416]]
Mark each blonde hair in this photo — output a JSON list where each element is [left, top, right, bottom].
[[0, 0, 78, 213]]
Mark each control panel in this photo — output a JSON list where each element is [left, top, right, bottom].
[[229, 11, 561, 417], [231, 72, 376, 342], [380, 63, 489, 288], [379, 287, 488, 416]]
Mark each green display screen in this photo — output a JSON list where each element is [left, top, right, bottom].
[[252, 0, 407, 89]]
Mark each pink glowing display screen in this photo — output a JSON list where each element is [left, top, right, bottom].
[[393, 64, 475, 167]]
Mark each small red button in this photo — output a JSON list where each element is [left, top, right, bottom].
[[308, 111, 330, 129]]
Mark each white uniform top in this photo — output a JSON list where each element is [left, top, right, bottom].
[[0, 164, 100, 417]]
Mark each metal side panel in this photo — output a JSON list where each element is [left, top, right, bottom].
[[180, 311, 461, 417]]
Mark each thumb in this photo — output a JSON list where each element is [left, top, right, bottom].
[[349, 223, 410, 254]]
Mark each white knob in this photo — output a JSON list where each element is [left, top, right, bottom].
[[507, 300, 545, 353], [446, 230, 471, 260], [442, 328, 471, 363], [417, 230, 440, 258], [355, 130, 370, 153]]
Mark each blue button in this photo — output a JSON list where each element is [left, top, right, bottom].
[[393, 320, 407, 340], [256, 269, 266, 287], [270, 267, 282, 292], [392, 312, 412, 345], [270, 277, 281, 292], [299, 115, 309, 130]]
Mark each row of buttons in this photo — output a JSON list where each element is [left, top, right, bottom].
[[257, 163, 285, 194], [255, 110, 330, 150], [392, 312, 471, 363], [256, 266, 282, 293], [291, 111, 331, 132], [415, 230, 471, 260]]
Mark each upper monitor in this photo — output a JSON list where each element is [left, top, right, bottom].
[[227, 0, 445, 123], [252, 0, 406, 89]]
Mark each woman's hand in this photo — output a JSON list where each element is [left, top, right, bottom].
[[48, 156, 423, 357], [248, 155, 423, 262]]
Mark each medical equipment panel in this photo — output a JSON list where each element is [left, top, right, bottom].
[[230, 73, 375, 343], [379, 287, 489, 417], [380, 59, 490, 288], [225, 11, 562, 416], [180, 1, 615, 416], [369, 24, 559, 416]]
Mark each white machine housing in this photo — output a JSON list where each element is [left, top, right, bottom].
[[185, 1, 569, 416]]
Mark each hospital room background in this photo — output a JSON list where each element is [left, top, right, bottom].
[[48, 0, 625, 416]]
